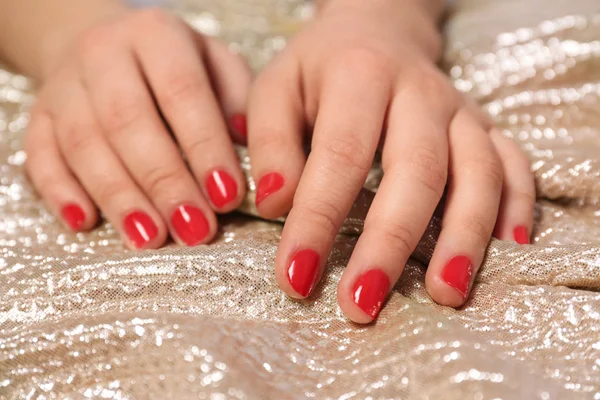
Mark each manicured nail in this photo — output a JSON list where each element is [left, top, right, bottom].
[[352, 269, 390, 319], [123, 211, 158, 248], [255, 172, 285, 207], [287, 249, 320, 297], [61, 203, 86, 231], [441, 255, 473, 299], [229, 114, 247, 138], [171, 205, 210, 246], [205, 170, 238, 209], [513, 225, 530, 245]]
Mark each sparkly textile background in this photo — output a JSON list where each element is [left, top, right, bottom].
[[1, 0, 600, 399]]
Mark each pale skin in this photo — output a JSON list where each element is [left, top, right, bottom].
[[0, 0, 535, 323]]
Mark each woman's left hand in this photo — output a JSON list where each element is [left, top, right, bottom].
[[247, 0, 535, 322]]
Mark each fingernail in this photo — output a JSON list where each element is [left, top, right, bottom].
[[61, 203, 85, 231], [123, 211, 158, 248], [513, 225, 530, 245], [441, 255, 473, 300], [352, 269, 390, 319], [171, 205, 210, 246], [287, 249, 320, 297], [255, 172, 285, 207], [229, 114, 247, 138], [205, 170, 238, 209]]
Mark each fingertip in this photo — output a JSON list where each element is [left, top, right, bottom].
[[60, 202, 99, 232], [275, 247, 322, 300], [425, 271, 469, 308], [169, 204, 218, 247], [204, 168, 247, 214], [121, 210, 168, 250], [337, 268, 391, 324], [255, 171, 293, 220], [336, 285, 377, 325], [512, 225, 531, 245]]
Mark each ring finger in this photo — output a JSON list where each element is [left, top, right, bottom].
[[53, 80, 167, 249], [425, 108, 504, 307]]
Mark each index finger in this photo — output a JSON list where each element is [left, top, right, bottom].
[[274, 51, 391, 298]]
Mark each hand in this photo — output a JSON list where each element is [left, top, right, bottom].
[[247, 0, 535, 322], [25, 8, 252, 248]]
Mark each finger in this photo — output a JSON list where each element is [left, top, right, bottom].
[[53, 80, 167, 249], [275, 51, 390, 299], [490, 129, 536, 244], [336, 78, 456, 323], [24, 105, 98, 231], [201, 35, 253, 141], [131, 10, 244, 212], [426, 108, 504, 307], [79, 23, 218, 246], [247, 53, 305, 219]]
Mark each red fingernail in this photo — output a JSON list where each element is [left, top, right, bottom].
[[123, 211, 158, 248], [352, 269, 390, 319], [287, 249, 320, 297], [229, 114, 247, 138], [171, 205, 210, 246], [441, 255, 473, 299], [205, 170, 238, 208], [255, 172, 285, 207], [61, 203, 85, 231], [513, 225, 530, 245]]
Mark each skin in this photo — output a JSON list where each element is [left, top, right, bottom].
[[0, 0, 535, 323]]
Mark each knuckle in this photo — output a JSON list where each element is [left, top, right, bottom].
[[294, 198, 344, 238], [462, 214, 493, 244], [320, 135, 372, 177], [368, 220, 415, 256], [404, 67, 453, 101], [142, 165, 187, 198], [249, 129, 288, 152], [62, 125, 97, 155], [331, 47, 392, 82], [476, 154, 504, 188], [161, 73, 207, 110], [102, 95, 144, 134], [184, 133, 221, 157], [514, 189, 536, 206], [133, 8, 174, 30], [77, 24, 117, 60], [34, 172, 61, 196], [396, 146, 447, 199], [95, 180, 131, 207]]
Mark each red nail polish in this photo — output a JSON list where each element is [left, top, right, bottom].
[[205, 170, 238, 208], [352, 269, 390, 319], [230, 114, 247, 138], [61, 203, 85, 231], [123, 211, 158, 248], [513, 225, 530, 245], [441, 256, 473, 299], [171, 205, 210, 246], [255, 172, 285, 207], [287, 249, 320, 297]]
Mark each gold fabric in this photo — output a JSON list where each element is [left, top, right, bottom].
[[1, 0, 600, 398]]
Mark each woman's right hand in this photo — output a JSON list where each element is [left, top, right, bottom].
[[24, 8, 252, 248]]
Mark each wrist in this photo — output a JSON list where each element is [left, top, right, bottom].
[[316, 0, 444, 62], [39, 2, 130, 80]]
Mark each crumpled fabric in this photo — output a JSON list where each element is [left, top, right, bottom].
[[1, 0, 599, 399]]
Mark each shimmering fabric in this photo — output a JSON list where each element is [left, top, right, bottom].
[[1, 0, 600, 398]]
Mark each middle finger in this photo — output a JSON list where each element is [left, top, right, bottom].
[[80, 25, 217, 246], [274, 51, 390, 299]]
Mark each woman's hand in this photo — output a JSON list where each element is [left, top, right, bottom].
[[248, 0, 535, 322], [25, 8, 252, 248]]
